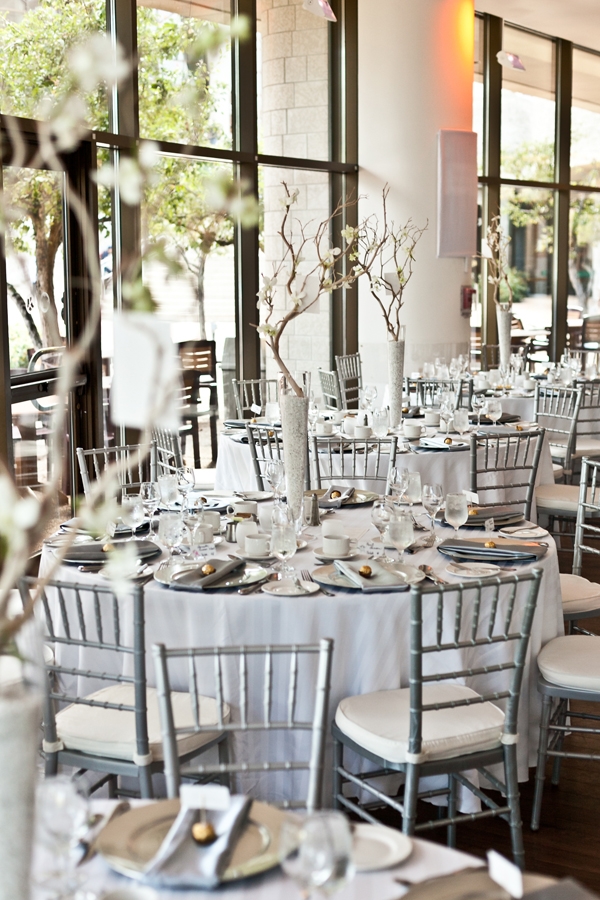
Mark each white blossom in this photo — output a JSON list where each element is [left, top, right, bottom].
[[103, 543, 139, 599], [257, 323, 278, 338], [68, 35, 129, 92], [279, 189, 299, 209]]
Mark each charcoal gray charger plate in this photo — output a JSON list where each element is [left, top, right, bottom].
[[402, 868, 553, 899], [61, 539, 162, 566], [306, 489, 378, 507]]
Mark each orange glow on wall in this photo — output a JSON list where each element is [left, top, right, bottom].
[[435, 0, 475, 128]]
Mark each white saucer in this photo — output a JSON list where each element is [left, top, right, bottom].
[[313, 547, 359, 562], [446, 561, 501, 578], [262, 580, 319, 597], [352, 824, 412, 872], [239, 552, 275, 563]]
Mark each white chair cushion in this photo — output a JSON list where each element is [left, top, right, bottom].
[[552, 464, 564, 481], [560, 574, 600, 614], [335, 683, 505, 764], [538, 635, 600, 691], [56, 684, 229, 762], [535, 484, 580, 513]]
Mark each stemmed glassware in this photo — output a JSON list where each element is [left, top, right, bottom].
[[452, 408, 470, 439], [472, 394, 487, 429], [388, 466, 409, 506], [279, 812, 355, 899], [486, 398, 503, 426], [387, 512, 414, 564], [177, 466, 196, 508], [422, 483, 444, 542], [158, 512, 186, 560], [265, 459, 286, 502], [372, 407, 389, 438], [158, 473, 179, 511], [270, 513, 297, 577], [34, 776, 90, 900], [120, 493, 145, 541], [445, 492, 469, 537], [360, 384, 378, 411], [439, 396, 454, 435], [404, 471, 422, 508], [371, 496, 395, 563], [140, 481, 160, 540], [308, 395, 319, 434]]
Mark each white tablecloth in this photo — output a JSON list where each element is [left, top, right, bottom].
[[40, 502, 563, 809], [32, 798, 482, 900]]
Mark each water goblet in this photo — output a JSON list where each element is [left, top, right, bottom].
[[177, 466, 195, 502], [452, 408, 470, 438], [371, 496, 395, 563], [158, 473, 179, 511], [404, 471, 422, 508], [387, 512, 414, 564], [472, 394, 487, 429], [270, 519, 297, 577], [158, 511, 185, 560], [388, 466, 409, 506], [422, 482, 444, 542], [372, 407, 389, 438], [140, 481, 160, 539], [265, 459, 285, 501], [361, 384, 378, 411], [35, 776, 90, 900], [422, 361, 435, 379], [445, 492, 469, 537], [279, 812, 354, 899], [308, 396, 319, 434], [120, 493, 145, 540], [486, 398, 502, 426]]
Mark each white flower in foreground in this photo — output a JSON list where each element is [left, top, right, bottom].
[[256, 274, 277, 307], [257, 324, 278, 338], [280, 189, 299, 209], [321, 247, 341, 267], [38, 94, 89, 152], [94, 157, 145, 206], [341, 225, 358, 243], [103, 543, 139, 599], [68, 34, 129, 92], [289, 285, 306, 307], [0, 474, 39, 551], [78, 497, 120, 538]]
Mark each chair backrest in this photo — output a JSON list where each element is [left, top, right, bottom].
[[153, 638, 334, 811], [582, 315, 600, 351], [406, 378, 473, 410], [232, 378, 280, 419], [469, 429, 545, 521], [573, 456, 600, 580], [152, 428, 184, 476], [76, 442, 157, 499], [407, 571, 542, 759], [18, 577, 150, 764], [246, 423, 285, 491], [310, 435, 398, 490], [335, 353, 363, 409], [318, 369, 342, 410], [178, 340, 217, 380], [480, 344, 500, 372], [534, 384, 582, 477], [576, 381, 600, 442]]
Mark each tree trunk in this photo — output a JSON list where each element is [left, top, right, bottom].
[[196, 251, 207, 341], [7, 284, 42, 351], [32, 214, 62, 347]]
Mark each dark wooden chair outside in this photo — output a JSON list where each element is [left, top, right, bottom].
[[177, 340, 219, 468]]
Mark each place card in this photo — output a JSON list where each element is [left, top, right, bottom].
[[180, 784, 231, 811], [487, 849, 523, 899]]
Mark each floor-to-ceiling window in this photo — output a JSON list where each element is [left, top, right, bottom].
[[0, 0, 357, 499], [473, 13, 600, 364]]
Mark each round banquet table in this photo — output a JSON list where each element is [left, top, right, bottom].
[[40, 500, 563, 811], [214, 431, 555, 521]]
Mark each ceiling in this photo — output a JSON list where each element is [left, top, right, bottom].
[[475, 0, 600, 53]]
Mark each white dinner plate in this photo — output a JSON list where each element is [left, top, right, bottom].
[[235, 491, 274, 501], [352, 823, 412, 872], [445, 561, 501, 578], [312, 547, 361, 562], [498, 525, 549, 539], [262, 579, 319, 596]]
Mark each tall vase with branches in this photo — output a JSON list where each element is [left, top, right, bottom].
[[354, 186, 427, 428], [483, 214, 513, 369]]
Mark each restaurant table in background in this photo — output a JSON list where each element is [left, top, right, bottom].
[[40, 500, 563, 810]]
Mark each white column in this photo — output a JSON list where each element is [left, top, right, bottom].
[[357, 0, 474, 385]]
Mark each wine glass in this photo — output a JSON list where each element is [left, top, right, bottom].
[[387, 512, 414, 564], [486, 398, 503, 427], [279, 812, 354, 899], [361, 384, 378, 411], [120, 493, 145, 541], [371, 496, 395, 563], [452, 408, 470, 438], [158, 512, 186, 560], [372, 407, 389, 438], [472, 393, 487, 429], [140, 481, 160, 539], [158, 473, 179, 511], [34, 776, 90, 900], [439, 397, 454, 435], [422, 482, 444, 542], [404, 471, 422, 508], [177, 466, 196, 506], [265, 459, 285, 501], [270, 519, 297, 577], [445, 492, 469, 537], [388, 466, 409, 505], [308, 396, 319, 434]]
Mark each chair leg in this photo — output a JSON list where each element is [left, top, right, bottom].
[[551, 699, 568, 786], [531, 692, 553, 831], [107, 775, 118, 798], [217, 736, 231, 791], [332, 738, 343, 809], [504, 743, 524, 870], [446, 773, 457, 848], [191, 419, 201, 469], [402, 764, 420, 835], [45, 751, 58, 777], [139, 765, 154, 799]]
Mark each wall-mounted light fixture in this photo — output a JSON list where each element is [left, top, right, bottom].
[[302, 0, 337, 22], [496, 50, 526, 71]]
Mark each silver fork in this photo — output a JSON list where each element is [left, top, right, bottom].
[[301, 569, 335, 597]]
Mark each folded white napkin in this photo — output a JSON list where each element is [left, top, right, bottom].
[[419, 437, 467, 450], [171, 557, 244, 588], [144, 795, 252, 888], [334, 558, 409, 593], [318, 486, 355, 509]]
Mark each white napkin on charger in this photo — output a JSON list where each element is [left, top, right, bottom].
[[319, 485, 355, 509], [419, 437, 467, 450], [143, 793, 252, 888], [334, 558, 409, 593]]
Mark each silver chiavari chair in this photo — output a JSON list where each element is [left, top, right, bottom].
[[335, 352, 363, 409], [318, 368, 343, 410], [333, 571, 542, 868], [152, 427, 184, 476], [232, 378, 279, 419], [153, 639, 334, 811], [534, 384, 582, 483], [19, 577, 227, 798], [469, 429, 545, 522], [310, 435, 398, 491], [405, 378, 473, 410], [76, 442, 157, 500], [560, 456, 600, 634], [246, 423, 284, 492]]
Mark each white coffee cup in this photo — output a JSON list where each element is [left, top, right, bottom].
[[523, 377, 535, 391], [236, 519, 258, 552], [244, 533, 271, 557], [316, 420, 333, 436], [343, 416, 356, 436], [202, 510, 221, 532], [322, 534, 350, 557], [330, 409, 345, 424], [193, 523, 214, 544], [227, 500, 258, 517], [322, 519, 344, 537], [354, 424, 372, 439], [403, 422, 423, 439], [423, 410, 440, 427]]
